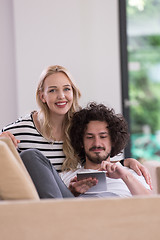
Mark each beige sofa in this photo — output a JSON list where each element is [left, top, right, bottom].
[[0, 137, 160, 240]]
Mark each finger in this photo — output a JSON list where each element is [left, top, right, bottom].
[[100, 161, 107, 170], [78, 178, 98, 191], [101, 161, 111, 171], [0, 131, 20, 147], [136, 166, 152, 190], [80, 180, 97, 192], [81, 178, 98, 185], [105, 163, 113, 173], [142, 170, 152, 189], [0, 132, 14, 142], [134, 166, 142, 176], [147, 177, 152, 190], [111, 163, 117, 172], [10, 135, 20, 147], [70, 176, 77, 183]]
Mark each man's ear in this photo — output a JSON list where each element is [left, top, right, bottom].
[[39, 92, 46, 103]]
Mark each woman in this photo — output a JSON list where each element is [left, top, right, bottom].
[[0, 65, 151, 187], [1, 65, 81, 172]]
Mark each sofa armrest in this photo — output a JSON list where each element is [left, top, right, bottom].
[[0, 137, 39, 200], [143, 160, 160, 194]]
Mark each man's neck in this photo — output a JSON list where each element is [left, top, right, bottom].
[[84, 161, 101, 170]]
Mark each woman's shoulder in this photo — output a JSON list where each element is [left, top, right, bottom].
[[2, 112, 34, 131]]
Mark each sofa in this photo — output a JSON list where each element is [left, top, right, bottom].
[[0, 137, 160, 240]]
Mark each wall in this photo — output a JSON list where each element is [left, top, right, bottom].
[[0, 0, 17, 128], [0, 0, 121, 129]]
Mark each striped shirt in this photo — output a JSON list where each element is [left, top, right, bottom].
[[1, 113, 65, 172]]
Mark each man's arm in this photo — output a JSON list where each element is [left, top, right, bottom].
[[121, 170, 151, 195], [121, 158, 152, 189], [100, 161, 152, 195]]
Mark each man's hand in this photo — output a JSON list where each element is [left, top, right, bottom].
[[99, 160, 151, 195], [0, 131, 20, 148], [68, 176, 98, 197], [123, 158, 152, 189], [99, 161, 127, 179]]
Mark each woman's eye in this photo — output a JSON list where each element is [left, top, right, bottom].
[[64, 88, 71, 91], [49, 89, 55, 93]]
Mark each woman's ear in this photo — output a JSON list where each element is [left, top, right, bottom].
[[39, 92, 46, 103]]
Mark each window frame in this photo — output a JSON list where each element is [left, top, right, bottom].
[[118, 0, 131, 157]]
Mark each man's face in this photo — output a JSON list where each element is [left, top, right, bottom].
[[83, 120, 111, 164]]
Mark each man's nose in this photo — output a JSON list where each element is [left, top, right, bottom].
[[93, 137, 100, 146]]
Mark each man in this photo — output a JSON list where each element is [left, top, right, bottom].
[[60, 102, 151, 197], [21, 102, 151, 198]]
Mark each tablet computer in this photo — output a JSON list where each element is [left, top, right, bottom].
[[77, 171, 107, 193]]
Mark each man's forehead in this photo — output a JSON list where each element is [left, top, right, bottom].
[[85, 120, 108, 133]]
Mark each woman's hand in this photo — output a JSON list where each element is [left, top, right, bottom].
[[123, 158, 152, 189], [0, 131, 20, 148], [68, 176, 98, 197]]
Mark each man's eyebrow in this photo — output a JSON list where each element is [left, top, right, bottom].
[[99, 132, 109, 135], [85, 132, 109, 135]]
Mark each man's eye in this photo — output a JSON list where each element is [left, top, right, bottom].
[[86, 136, 93, 139], [100, 136, 107, 138]]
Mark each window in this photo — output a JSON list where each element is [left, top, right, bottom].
[[119, 0, 160, 161]]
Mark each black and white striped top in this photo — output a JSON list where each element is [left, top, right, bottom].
[[1, 113, 65, 172]]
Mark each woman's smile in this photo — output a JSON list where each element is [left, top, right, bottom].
[[55, 101, 68, 108]]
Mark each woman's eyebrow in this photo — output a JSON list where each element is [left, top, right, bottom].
[[63, 84, 71, 87], [48, 84, 71, 88], [48, 85, 57, 88]]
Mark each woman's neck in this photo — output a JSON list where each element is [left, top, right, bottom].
[[33, 111, 65, 141], [49, 112, 64, 128]]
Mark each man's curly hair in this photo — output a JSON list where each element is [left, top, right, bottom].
[[69, 102, 129, 164]]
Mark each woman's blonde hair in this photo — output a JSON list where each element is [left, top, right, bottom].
[[36, 65, 81, 171]]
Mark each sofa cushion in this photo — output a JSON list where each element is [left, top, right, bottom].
[[0, 137, 39, 200]]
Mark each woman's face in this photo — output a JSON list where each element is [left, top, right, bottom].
[[40, 72, 73, 117]]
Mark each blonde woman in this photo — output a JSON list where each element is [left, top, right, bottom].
[[0, 65, 152, 188], [0, 65, 81, 172]]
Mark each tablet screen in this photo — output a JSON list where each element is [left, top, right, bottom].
[[77, 171, 107, 193]]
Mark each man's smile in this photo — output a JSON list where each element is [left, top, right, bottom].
[[89, 147, 105, 152]]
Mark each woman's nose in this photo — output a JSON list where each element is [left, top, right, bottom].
[[57, 90, 65, 99]]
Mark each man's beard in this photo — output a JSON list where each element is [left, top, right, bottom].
[[85, 147, 110, 164]]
